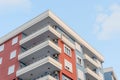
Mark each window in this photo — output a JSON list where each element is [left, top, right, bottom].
[[12, 37, 18, 45], [0, 44, 4, 52], [77, 69, 84, 80], [64, 59, 72, 72], [76, 55, 83, 66], [64, 45, 71, 57], [62, 75, 72, 80], [8, 65, 15, 75], [0, 57, 2, 64], [10, 50, 16, 59], [77, 57, 81, 64]]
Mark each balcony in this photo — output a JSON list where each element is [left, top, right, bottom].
[[85, 68, 100, 80], [20, 25, 61, 49], [36, 75, 56, 80], [84, 54, 99, 68], [18, 40, 61, 61], [17, 56, 62, 80]]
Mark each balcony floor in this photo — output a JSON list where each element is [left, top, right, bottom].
[[17, 57, 62, 80]]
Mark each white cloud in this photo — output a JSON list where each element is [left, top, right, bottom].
[[109, 4, 120, 12], [96, 5, 104, 12], [94, 4, 120, 40], [0, 0, 32, 11]]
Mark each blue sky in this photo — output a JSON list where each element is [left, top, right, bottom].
[[0, 0, 120, 79]]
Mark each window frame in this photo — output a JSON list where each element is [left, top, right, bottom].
[[8, 65, 15, 75], [10, 50, 17, 59], [0, 57, 3, 64], [12, 37, 18, 45], [76, 55, 83, 66], [64, 44, 72, 57], [0, 44, 4, 52], [64, 59, 73, 72]]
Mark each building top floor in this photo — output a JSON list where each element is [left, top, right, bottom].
[[0, 10, 104, 62]]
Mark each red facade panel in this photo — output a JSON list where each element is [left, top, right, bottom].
[[0, 33, 22, 80], [58, 39, 77, 80]]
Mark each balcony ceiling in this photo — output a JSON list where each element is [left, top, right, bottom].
[[20, 43, 60, 64], [84, 60, 97, 70], [21, 30, 58, 49], [23, 17, 57, 36], [85, 74, 97, 80], [18, 62, 59, 80]]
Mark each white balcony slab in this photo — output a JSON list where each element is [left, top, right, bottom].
[[17, 56, 62, 79], [20, 25, 61, 46], [18, 40, 61, 60], [36, 75, 56, 80], [85, 68, 100, 80], [84, 54, 99, 68]]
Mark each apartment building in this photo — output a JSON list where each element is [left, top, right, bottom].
[[104, 67, 117, 80], [0, 10, 105, 80]]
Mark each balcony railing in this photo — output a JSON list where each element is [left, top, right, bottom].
[[36, 75, 57, 80], [19, 39, 61, 62], [19, 54, 58, 69], [85, 68, 100, 80], [20, 25, 61, 45], [22, 24, 50, 39], [17, 56, 62, 78], [29, 72, 58, 80], [84, 54, 99, 68], [20, 38, 58, 53]]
